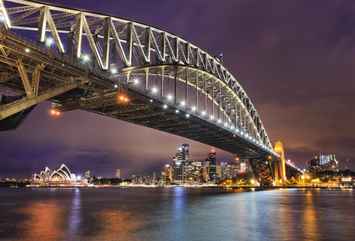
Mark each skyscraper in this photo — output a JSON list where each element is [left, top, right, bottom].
[[206, 149, 217, 183], [172, 144, 190, 184]]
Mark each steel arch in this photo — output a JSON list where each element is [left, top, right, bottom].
[[0, 0, 276, 156]]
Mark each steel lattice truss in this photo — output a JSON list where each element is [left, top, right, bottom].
[[0, 0, 278, 157]]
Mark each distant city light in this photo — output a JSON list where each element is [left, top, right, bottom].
[[191, 106, 196, 112], [24, 48, 30, 53], [217, 119, 221, 123], [180, 101, 186, 107], [209, 115, 214, 120], [114, 84, 118, 89], [175, 109, 180, 114], [201, 111, 206, 116], [163, 104, 168, 109], [185, 114, 190, 118]]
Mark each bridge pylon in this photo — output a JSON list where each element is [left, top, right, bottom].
[[273, 141, 287, 185]]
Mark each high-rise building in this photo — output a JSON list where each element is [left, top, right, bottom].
[[176, 144, 190, 161], [84, 170, 91, 179], [309, 154, 338, 172], [202, 162, 210, 183], [115, 169, 121, 179], [172, 144, 190, 184], [183, 160, 203, 184], [163, 164, 173, 184], [206, 149, 217, 182], [239, 160, 249, 173], [221, 162, 240, 180]]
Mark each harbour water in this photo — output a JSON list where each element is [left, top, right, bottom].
[[0, 188, 354, 241]]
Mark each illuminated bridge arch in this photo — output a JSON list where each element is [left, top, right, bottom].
[[0, 0, 277, 158]]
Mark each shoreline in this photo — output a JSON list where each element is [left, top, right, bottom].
[[2, 184, 353, 191]]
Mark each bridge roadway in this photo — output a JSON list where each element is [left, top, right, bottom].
[[0, 0, 301, 183]]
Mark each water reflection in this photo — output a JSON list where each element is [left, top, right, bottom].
[[67, 188, 81, 239], [86, 210, 142, 241], [1, 189, 354, 241], [303, 191, 319, 241], [20, 201, 64, 241]]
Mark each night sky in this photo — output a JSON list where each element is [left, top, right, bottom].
[[1, 0, 354, 177]]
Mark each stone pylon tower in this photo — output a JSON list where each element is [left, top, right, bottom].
[[274, 141, 287, 185]]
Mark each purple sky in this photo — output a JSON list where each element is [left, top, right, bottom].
[[1, 0, 354, 177]]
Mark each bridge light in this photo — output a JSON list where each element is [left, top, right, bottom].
[[191, 106, 196, 112], [166, 94, 173, 101], [110, 68, 118, 74], [133, 78, 140, 85], [151, 86, 158, 95], [163, 104, 168, 109], [81, 54, 90, 63], [180, 101, 186, 107], [45, 37, 54, 47], [25, 48, 31, 53], [117, 92, 130, 104], [49, 108, 61, 118]]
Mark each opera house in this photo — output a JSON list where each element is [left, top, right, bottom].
[[32, 164, 83, 186]]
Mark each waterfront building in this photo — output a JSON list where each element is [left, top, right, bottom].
[[239, 160, 249, 173], [183, 160, 203, 184], [32, 164, 82, 186], [201, 163, 210, 183], [84, 170, 91, 179], [309, 154, 339, 173], [163, 164, 173, 184], [115, 169, 121, 179]]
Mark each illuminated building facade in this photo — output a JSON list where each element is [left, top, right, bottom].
[[32, 164, 80, 185], [309, 154, 338, 173], [206, 149, 217, 182], [172, 144, 190, 184]]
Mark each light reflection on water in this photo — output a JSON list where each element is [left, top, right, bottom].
[[0, 188, 354, 241]]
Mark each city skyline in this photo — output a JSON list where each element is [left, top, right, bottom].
[[0, 0, 355, 177]]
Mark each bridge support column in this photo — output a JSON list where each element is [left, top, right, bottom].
[[274, 141, 287, 185]]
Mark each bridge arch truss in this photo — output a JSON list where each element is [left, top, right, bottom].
[[0, 0, 276, 156]]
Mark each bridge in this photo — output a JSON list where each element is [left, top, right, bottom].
[[0, 0, 300, 185]]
